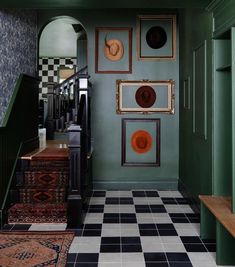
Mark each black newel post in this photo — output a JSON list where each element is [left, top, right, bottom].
[[67, 125, 82, 228], [45, 82, 56, 140]]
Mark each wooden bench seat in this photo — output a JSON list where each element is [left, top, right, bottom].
[[199, 195, 235, 265], [199, 195, 235, 238]]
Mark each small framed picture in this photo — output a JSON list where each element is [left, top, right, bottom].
[[116, 80, 175, 114], [137, 15, 176, 60], [122, 118, 160, 167], [95, 27, 132, 73]]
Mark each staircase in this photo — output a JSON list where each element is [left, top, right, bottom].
[[8, 146, 69, 224]]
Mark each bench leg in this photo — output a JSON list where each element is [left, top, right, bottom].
[[216, 221, 235, 265], [200, 202, 216, 239]]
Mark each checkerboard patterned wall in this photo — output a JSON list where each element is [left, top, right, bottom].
[[38, 57, 77, 99]]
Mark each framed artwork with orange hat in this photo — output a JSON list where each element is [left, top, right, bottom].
[[122, 118, 160, 166], [116, 79, 174, 114], [137, 15, 176, 60], [95, 27, 132, 73]]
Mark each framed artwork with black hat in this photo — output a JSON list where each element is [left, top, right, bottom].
[[95, 27, 132, 73], [121, 118, 160, 166], [116, 79, 175, 114], [137, 15, 176, 60]]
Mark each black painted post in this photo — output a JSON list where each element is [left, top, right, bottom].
[[45, 82, 56, 139], [67, 125, 82, 228]]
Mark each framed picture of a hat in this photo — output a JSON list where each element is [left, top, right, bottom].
[[95, 27, 132, 73], [137, 15, 176, 60], [122, 118, 160, 166], [116, 80, 175, 114]]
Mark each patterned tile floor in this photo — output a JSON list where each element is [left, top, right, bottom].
[[2, 190, 233, 267]]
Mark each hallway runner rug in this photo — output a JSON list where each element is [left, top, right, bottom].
[[0, 231, 74, 267]]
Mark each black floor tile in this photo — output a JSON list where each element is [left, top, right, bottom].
[[184, 244, 207, 252], [151, 205, 167, 213], [67, 253, 77, 262], [100, 244, 121, 253], [158, 229, 178, 236], [139, 223, 156, 230], [120, 197, 134, 204], [202, 238, 216, 244], [101, 236, 120, 244], [122, 244, 142, 252], [75, 263, 98, 267], [171, 218, 189, 223], [145, 191, 159, 197], [180, 236, 202, 244], [76, 253, 99, 262], [66, 263, 74, 267], [2, 224, 14, 230], [205, 243, 216, 252], [169, 213, 186, 218], [103, 218, 119, 223], [83, 224, 102, 230], [169, 263, 193, 267], [103, 213, 119, 223], [139, 229, 159, 236], [144, 252, 167, 262], [166, 252, 190, 262], [176, 198, 191, 204], [105, 197, 119, 204], [146, 263, 169, 267], [135, 205, 151, 213], [156, 224, 175, 230], [188, 217, 200, 223], [132, 191, 146, 197], [82, 230, 102, 236], [121, 236, 141, 244], [120, 217, 137, 223], [162, 198, 177, 204], [12, 224, 31, 230], [92, 191, 106, 197]]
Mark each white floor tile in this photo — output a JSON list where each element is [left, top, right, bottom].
[[119, 206, 136, 213], [89, 197, 106, 204], [99, 253, 122, 263], [29, 223, 66, 231], [162, 242, 186, 252], [133, 198, 149, 204], [160, 236, 182, 244], [102, 228, 121, 236], [121, 228, 139, 236], [119, 191, 133, 197], [122, 253, 144, 263], [106, 191, 120, 197]]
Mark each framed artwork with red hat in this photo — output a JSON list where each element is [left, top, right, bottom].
[[95, 27, 132, 73], [122, 118, 160, 166], [137, 15, 176, 60], [116, 79, 174, 114]]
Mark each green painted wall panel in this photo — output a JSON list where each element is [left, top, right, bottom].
[[38, 9, 179, 189], [179, 8, 213, 200]]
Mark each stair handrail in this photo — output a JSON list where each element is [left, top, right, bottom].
[[54, 65, 88, 91]]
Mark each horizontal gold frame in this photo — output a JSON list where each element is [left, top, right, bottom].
[[116, 79, 175, 114]]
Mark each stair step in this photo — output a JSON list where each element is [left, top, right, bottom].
[[8, 203, 67, 223], [24, 171, 68, 187], [19, 188, 66, 204]]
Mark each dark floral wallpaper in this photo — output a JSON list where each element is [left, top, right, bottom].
[[0, 9, 37, 125]]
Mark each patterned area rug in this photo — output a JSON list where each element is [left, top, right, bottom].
[[0, 231, 74, 267]]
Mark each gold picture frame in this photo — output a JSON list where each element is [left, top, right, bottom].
[[137, 14, 177, 60], [116, 80, 175, 114]]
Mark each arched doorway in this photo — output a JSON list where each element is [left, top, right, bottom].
[[38, 16, 87, 130]]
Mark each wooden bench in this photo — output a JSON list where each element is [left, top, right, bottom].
[[199, 195, 235, 265]]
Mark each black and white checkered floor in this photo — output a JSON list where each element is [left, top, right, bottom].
[[3, 190, 231, 267]]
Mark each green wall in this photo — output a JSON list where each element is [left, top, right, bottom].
[[179, 8, 213, 200], [38, 9, 179, 189]]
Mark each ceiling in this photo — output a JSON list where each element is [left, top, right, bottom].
[[0, 0, 212, 9]]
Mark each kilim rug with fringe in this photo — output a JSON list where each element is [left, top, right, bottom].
[[0, 231, 74, 267]]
